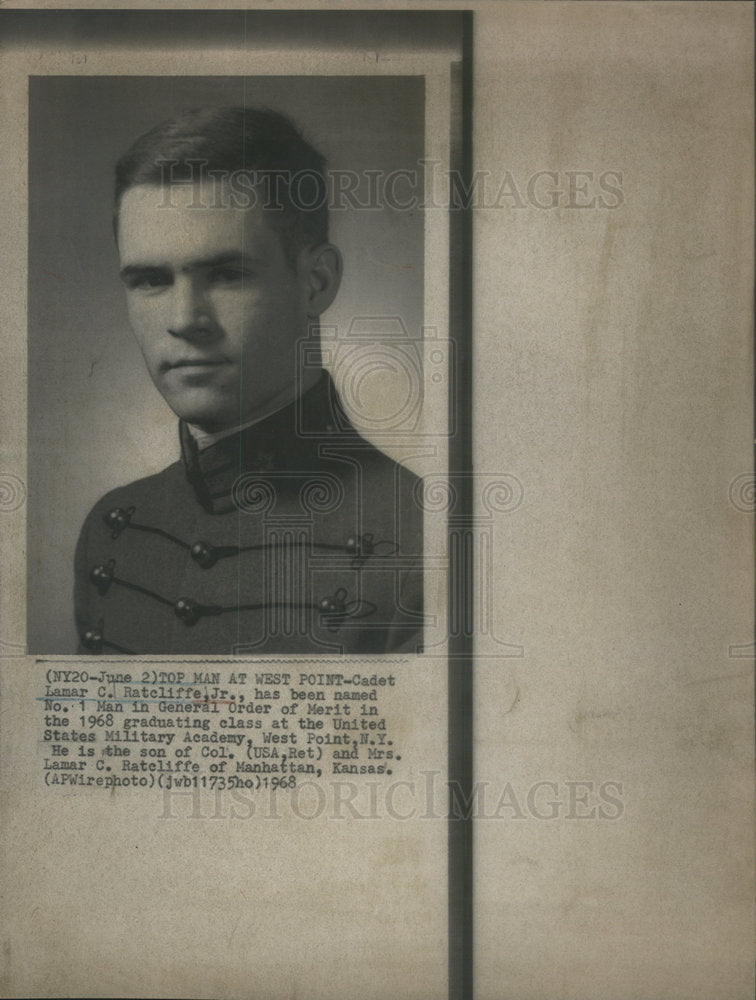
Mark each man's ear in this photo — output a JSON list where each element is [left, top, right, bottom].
[[302, 244, 342, 317]]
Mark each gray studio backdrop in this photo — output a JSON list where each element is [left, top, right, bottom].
[[28, 75, 424, 652]]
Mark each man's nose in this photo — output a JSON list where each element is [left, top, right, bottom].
[[167, 277, 217, 341]]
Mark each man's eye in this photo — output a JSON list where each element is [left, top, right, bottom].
[[207, 267, 248, 284], [125, 272, 171, 291]]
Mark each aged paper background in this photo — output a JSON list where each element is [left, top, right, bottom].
[[472, 3, 753, 999], [1, 2, 754, 999]]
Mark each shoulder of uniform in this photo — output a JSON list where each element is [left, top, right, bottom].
[[355, 441, 422, 488], [81, 460, 183, 526]]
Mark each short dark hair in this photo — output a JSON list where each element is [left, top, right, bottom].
[[114, 106, 329, 264]]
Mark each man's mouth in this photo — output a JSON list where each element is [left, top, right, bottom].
[[162, 358, 229, 373]]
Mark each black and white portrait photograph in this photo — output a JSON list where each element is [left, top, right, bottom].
[[26, 40, 462, 656]]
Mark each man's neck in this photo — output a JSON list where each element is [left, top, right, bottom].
[[187, 368, 323, 450]]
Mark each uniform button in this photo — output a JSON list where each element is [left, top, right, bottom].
[[319, 589, 347, 632], [190, 541, 217, 569], [82, 627, 103, 653], [90, 560, 115, 594], [345, 533, 375, 558], [318, 589, 347, 616], [174, 597, 200, 625], [104, 507, 133, 538]]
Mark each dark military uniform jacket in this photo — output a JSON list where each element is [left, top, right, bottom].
[[75, 373, 423, 655]]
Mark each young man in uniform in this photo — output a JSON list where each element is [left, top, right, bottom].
[[75, 106, 423, 655]]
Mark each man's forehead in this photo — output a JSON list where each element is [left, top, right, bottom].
[[117, 181, 279, 261]]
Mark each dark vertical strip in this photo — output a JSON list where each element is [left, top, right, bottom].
[[448, 12, 474, 1000]]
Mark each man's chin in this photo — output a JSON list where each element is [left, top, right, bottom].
[[157, 379, 301, 434], [161, 394, 240, 434]]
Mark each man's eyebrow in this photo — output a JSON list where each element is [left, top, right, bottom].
[[119, 252, 265, 281], [184, 252, 265, 272], [119, 263, 169, 281]]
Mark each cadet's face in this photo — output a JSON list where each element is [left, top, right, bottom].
[[117, 182, 311, 433]]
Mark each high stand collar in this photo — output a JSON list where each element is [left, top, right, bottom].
[[179, 370, 357, 514]]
